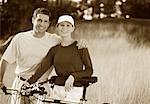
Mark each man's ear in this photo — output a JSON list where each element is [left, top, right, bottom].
[[32, 17, 35, 24]]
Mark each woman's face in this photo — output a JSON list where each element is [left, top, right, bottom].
[[56, 21, 74, 37]]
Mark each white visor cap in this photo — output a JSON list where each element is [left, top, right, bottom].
[[57, 15, 74, 26]]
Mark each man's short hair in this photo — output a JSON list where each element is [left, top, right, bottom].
[[33, 7, 52, 20]]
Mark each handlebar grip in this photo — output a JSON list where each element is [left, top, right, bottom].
[[1, 86, 8, 94]]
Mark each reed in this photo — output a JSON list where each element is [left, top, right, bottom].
[[73, 19, 150, 104], [0, 19, 150, 104]]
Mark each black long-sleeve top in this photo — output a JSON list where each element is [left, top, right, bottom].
[[27, 41, 93, 84]]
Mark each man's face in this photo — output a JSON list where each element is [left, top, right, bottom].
[[32, 13, 50, 34]]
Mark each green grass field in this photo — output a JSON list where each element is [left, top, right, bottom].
[[0, 18, 150, 104]]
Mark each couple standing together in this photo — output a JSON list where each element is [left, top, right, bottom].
[[0, 7, 93, 104]]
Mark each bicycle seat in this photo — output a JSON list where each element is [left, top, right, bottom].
[[48, 76, 98, 87]]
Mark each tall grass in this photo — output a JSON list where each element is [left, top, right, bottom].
[[72, 19, 150, 104]]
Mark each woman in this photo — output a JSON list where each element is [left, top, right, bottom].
[[27, 15, 93, 102]]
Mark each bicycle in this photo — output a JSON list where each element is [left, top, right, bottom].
[[1, 76, 97, 104]]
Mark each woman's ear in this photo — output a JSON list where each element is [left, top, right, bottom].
[[71, 25, 75, 32], [56, 23, 59, 27]]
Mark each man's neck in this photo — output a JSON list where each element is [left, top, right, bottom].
[[33, 31, 45, 38]]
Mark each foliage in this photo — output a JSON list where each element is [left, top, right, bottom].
[[0, 0, 150, 39]]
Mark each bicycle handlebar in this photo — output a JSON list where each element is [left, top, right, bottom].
[[1, 84, 47, 96]]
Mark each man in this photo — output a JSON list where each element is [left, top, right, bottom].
[[0, 7, 60, 104]]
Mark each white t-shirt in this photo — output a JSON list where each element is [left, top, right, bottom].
[[2, 30, 60, 79]]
